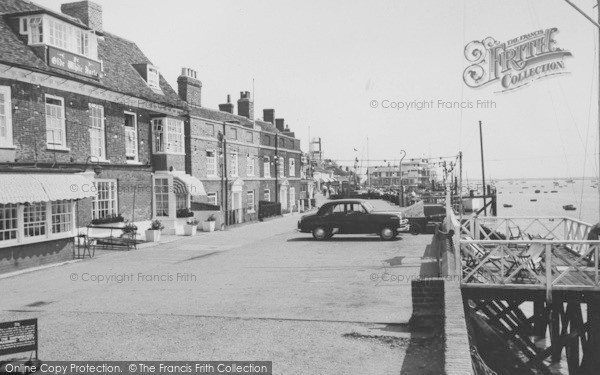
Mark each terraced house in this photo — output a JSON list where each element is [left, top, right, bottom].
[[177, 69, 303, 224], [0, 0, 204, 272]]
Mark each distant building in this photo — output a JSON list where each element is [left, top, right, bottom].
[[368, 159, 436, 190]]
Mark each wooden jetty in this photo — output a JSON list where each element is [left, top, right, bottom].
[[454, 215, 600, 374]]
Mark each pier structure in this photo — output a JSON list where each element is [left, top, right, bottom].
[[450, 214, 600, 374]]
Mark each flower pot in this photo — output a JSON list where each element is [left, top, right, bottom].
[[183, 224, 197, 236], [145, 229, 161, 242], [202, 221, 216, 232]]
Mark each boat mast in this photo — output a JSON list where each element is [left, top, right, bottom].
[[564, 0, 600, 221]]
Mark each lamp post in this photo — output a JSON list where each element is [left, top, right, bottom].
[[218, 128, 228, 227], [398, 150, 406, 207]]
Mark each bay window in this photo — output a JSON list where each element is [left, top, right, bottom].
[[0, 200, 76, 247], [152, 117, 184, 154], [20, 15, 98, 60]]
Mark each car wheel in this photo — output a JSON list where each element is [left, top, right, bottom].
[[312, 227, 330, 240], [380, 226, 396, 241], [410, 223, 421, 235]]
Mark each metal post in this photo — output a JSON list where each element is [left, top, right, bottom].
[[479, 121, 487, 216], [398, 150, 406, 207]]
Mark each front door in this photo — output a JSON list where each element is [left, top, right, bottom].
[[232, 191, 242, 223], [342, 202, 371, 234], [280, 187, 288, 211]]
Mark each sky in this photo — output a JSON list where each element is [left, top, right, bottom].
[[37, 0, 600, 179]]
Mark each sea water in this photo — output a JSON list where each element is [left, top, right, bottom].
[[493, 179, 600, 224]]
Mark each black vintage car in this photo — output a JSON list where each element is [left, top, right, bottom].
[[297, 199, 410, 240]]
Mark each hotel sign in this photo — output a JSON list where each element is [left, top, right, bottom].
[[48, 47, 101, 79], [463, 28, 572, 92], [0, 318, 38, 357]]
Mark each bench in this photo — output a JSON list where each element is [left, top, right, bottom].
[[87, 225, 138, 251]]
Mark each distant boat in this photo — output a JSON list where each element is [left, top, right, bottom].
[[563, 204, 576, 211], [531, 199, 537, 202], [503, 204, 513, 208], [566, 179, 575, 183], [551, 190, 558, 193], [535, 190, 540, 193]]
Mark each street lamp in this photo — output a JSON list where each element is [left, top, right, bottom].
[[217, 129, 228, 227], [398, 150, 406, 207]]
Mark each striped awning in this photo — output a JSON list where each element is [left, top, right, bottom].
[[172, 171, 207, 197], [0, 173, 96, 205]]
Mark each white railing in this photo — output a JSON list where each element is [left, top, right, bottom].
[[460, 239, 600, 300], [453, 215, 600, 300]]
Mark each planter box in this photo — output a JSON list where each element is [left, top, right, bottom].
[[145, 229, 161, 242], [183, 224, 197, 236], [202, 221, 216, 232]]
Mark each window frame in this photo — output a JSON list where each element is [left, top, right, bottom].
[[263, 189, 270, 201], [206, 150, 217, 177], [45, 94, 67, 149], [152, 117, 184, 155], [124, 111, 139, 163], [91, 179, 118, 220], [0, 200, 76, 249], [231, 151, 239, 177], [89, 103, 106, 160], [0, 86, 13, 148], [263, 157, 271, 178], [246, 155, 255, 176], [207, 192, 218, 206], [288, 158, 296, 177], [289, 187, 296, 208], [153, 177, 170, 218], [247, 190, 255, 213], [278, 157, 285, 178]]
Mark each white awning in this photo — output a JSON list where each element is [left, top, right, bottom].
[[0, 173, 96, 205], [172, 171, 207, 197]]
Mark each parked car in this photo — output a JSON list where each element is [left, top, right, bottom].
[[406, 203, 446, 234], [297, 199, 410, 240]]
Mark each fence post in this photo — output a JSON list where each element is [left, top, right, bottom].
[[546, 243, 552, 303]]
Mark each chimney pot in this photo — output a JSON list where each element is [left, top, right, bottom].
[[237, 91, 254, 119], [219, 95, 234, 114], [177, 67, 202, 107]]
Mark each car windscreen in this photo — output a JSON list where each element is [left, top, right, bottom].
[[362, 202, 374, 212]]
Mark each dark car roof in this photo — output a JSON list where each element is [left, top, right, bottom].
[[321, 199, 368, 205]]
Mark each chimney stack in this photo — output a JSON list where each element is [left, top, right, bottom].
[[177, 68, 202, 107], [263, 109, 275, 124], [237, 91, 253, 119], [219, 95, 234, 114], [275, 118, 285, 132], [61, 1, 103, 31]]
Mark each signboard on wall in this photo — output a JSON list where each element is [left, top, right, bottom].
[[48, 47, 101, 79], [0, 318, 38, 357]]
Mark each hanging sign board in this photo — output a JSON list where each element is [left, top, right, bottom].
[[48, 47, 101, 79]]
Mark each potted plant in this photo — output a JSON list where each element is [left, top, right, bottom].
[[145, 219, 164, 242], [184, 217, 199, 236], [202, 214, 216, 232]]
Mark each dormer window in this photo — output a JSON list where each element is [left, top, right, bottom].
[[18, 15, 98, 60], [147, 66, 160, 90], [132, 64, 163, 93]]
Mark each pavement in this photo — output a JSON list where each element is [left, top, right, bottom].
[[1, 199, 441, 374]]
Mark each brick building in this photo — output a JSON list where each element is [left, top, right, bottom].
[[176, 69, 303, 222], [0, 0, 205, 272]]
